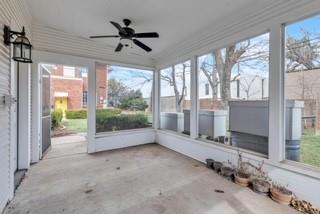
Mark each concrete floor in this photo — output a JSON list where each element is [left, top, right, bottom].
[[5, 135, 298, 214]]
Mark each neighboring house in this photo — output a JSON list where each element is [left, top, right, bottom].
[[42, 63, 109, 116]]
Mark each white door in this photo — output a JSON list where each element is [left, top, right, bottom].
[[10, 56, 18, 172]]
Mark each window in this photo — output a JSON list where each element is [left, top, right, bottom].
[[205, 83, 210, 95], [83, 91, 88, 107], [63, 66, 75, 77], [95, 63, 153, 133], [81, 69, 88, 78], [160, 61, 191, 134], [284, 15, 320, 168], [197, 33, 270, 155]]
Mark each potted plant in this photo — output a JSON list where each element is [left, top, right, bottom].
[[234, 152, 251, 187], [270, 184, 293, 205], [220, 161, 235, 180], [206, 158, 214, 169], [213, 161, 223, 173], [249, 160, 271, 195], [252, 178, 270, 195]]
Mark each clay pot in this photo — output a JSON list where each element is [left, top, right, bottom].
[[252, 179, 270, 195], [270, 187, 293, 205], [213, 161, 222, 172], [206, 159, 214, 169], [235, 173, 250, 187], [220, 166, 234, 180]]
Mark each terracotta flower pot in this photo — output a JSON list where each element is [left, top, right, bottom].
[[235, 173, 250, 187], [252, 179, 270, 195], [270, 187, 293, 205]]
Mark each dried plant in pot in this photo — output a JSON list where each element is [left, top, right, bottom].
[[243, 159, 271, 195], [234, 152, 251, 187], [251, 178, 270, 195], [270, 184, 293, 205], [213, 161, 223, 173], [220, 161, 235, 180]]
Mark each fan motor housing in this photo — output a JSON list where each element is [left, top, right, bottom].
[[120, 27, 135, 38]]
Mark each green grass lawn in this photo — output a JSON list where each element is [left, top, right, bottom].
[[301, 130, 320, 168], [62, 119, 87, 133]]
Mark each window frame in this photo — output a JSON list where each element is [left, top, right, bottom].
[[94, 63, 155, 134], [159, 60, 192, 136], [282, 13, 320, 170]]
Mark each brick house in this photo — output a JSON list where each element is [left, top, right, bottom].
[[43, 63, 109, 115]]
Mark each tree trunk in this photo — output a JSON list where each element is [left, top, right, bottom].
[[214, 46, 241, 109], [171, 67, 181, 112]]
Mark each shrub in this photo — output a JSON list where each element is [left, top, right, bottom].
[[65, 108, 122, 120], [96, 113, 150, 132], [65, 109, 87, 119], [52, 109, 63, 129], [119, 97, 148, 111]]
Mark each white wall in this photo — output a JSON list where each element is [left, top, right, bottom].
[[0, 0, 32, 212]]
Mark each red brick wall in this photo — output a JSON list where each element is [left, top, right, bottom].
[[49, 63, 108, 110], [96, 63, 108, 109], [51, 78, 83, 109]]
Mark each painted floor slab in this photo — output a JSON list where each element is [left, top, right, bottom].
[[5, 136, 297, 214]]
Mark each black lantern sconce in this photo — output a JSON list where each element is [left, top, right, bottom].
[[3, 25, 32, 63]]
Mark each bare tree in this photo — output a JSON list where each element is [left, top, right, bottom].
[[286, 31, 320, 73], [239, 75, 260, 100], [161, 62, 190, 112], [200, 37, 269, 108]]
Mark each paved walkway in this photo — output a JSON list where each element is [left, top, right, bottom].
[[5, 135, 297, 214]]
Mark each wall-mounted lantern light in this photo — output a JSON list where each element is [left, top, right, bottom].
[[3, 25, 32, 63]]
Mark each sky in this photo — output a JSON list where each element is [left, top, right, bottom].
[[286, 15, 320, 39], [109, 66, 153, 98]]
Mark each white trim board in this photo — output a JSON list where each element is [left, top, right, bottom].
[[156, 130, 320, 207]]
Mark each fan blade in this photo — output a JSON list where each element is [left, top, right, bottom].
[[115, 43, 123, 52], [110, 21, 127, 35], [134, 32, 159, 38], [133, 39, 152, 52], [90, 35, 119, 38]]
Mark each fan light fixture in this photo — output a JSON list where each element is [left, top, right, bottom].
[[3, 25, 32, 63], [121, 38, 132, 48]]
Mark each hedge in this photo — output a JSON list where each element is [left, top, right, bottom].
[[65, 109, 87, 119], [66, 108, 122, 119], [52, 109, 63, 129], [96, 113, 150, 132]]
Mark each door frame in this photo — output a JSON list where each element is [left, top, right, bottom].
[[31, 51, 94, 161]]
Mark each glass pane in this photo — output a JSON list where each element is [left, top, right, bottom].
[[160, 61, 191, 135], [14, 44, 21, 59], [96, 63, 153, 133], [285, 15, 320, 167], [197, 33, 270, 156], [22, 44, 30, 59]]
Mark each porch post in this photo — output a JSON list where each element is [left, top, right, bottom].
[[153, 69, 160, 130], [87, 61, 96, 153], [269, 23, 285, 163], [190, 56, 199, 139]]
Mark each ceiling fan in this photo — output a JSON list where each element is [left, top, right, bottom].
[[89, 19, 159, 52]]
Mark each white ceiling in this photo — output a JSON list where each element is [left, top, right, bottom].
[[27, 0, 273, 59]]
